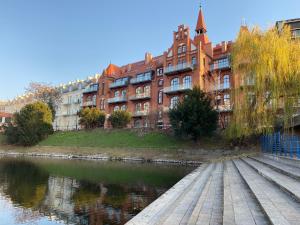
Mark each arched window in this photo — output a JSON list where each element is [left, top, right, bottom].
[[144, 86, 150, 96], [114, 91, 119, 97], [177, 46, 182, 54], [170, 96, 179, 109], [158, 79, 164, 86], [121, 105, 126, 111], [158, 90, 163, 104], [182, 44, 186, 53], [192, 56, 196, 65], [114, 106, 120, 111], [224, 94, 230, 106], [136, 103, 142, 112], [183, 76, 192, 88], [171, 78, 180, 87], [144, 102, 150, 112], [223, 75, 230, 89], [136, 87, 142, 95]]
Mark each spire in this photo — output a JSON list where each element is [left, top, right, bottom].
[[196, 3, 207, 34]]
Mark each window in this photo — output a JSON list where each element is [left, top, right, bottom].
[[114, 91, 119, 97], [171, 78, 180, 88], [121, 90, 126, 97], [114, 106, 120, 111], [158, 90, 163, 104], [170, 96, 179, 109], [183, 76, 192, 88], [157, 68, 164, 76], [144, 102, 150, 112], [223, 75, 230, 89], [182, 45, 186, 53], [177, 46, 182, 54], [121, 105, 126, 111], [102, 82, 105, 95], [100, 99, 105, 110], [168, 63, 172, 68], [224, 94, 230, 106], [136, 87, 143, 95], [136, 103, 142, 112], [192, 57, 196, 65], [158, 79, 164, 87], [144, 86, 150, 96], [92, 95, 96, 103], [134, 120, 142, 128], [87, 96, 92, 102]]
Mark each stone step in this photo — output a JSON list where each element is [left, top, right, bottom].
[[250, 156, 300, 180], [125, 164, 213, 225], [234, 159, 300, 225], [263, 154, 300, 169], [223, 161, 269, 225], [187, 162, 223, 225], [160, 163, 216, 225], [242, 158, 300, 202]]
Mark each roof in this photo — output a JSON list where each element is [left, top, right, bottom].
[[0, 112, 12, 118], [105, 64, 120, 76], [196, 8, 207, 33]]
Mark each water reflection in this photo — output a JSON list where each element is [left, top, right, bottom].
[[0, 157, 193, 225]]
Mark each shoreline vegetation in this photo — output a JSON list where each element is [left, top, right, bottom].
[[0, 129, 259, 163]]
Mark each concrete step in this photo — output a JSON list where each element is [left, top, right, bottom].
[[263, 154, 300, 169], [187, 162, 223, 225], [234, 159, 300, 225], [250, 156, 300, 180], [160, 163, 216, 225], [242, 158, 300, 202], [223, 161, 269, 225], [125, 164, 213, 225]]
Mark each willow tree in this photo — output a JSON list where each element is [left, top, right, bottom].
[[227, 26, 300, 139]]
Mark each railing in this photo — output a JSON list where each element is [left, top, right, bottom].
[[163, 84, 192, 94], [210, 58, 230, 71], [82, 100, 96, 107], [133, 110, 149, 117], [107, 96, 127, 104], [83, 85, 98, 94], [129, 93, 151, 101], [130, 74, 152, 84], [109, 80, 129, 88], [164, 63, 195, 75], [261, 132, 300, 159], [214, 104, 232, 112], [208, 83, 231, 92]]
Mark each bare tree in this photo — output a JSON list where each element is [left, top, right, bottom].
[[26, 82, 62, 120]]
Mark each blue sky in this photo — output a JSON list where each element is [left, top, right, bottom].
[[0, 0, 299, 100]]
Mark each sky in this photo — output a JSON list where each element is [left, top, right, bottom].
[[0, 0, 299, 100]]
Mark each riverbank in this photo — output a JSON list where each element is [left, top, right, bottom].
[[0, 130, 260, 163]]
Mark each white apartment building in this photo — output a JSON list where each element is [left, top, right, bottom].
[[54, 75, 100, 131]]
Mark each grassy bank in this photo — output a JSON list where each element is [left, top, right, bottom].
[[39, 129, 191, 149]]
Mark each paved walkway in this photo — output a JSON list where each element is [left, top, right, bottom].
[[126, 155, 300, 225]]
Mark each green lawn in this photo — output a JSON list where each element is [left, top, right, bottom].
[[39, 129, 190, 149]]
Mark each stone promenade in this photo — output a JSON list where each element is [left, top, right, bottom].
[[126, 154, 300, 225]]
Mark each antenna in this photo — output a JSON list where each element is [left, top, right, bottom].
[[242, 17, 247, 26]]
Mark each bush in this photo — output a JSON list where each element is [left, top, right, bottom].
[[4, 102, 54, 146], [109, 111, 131, 128], [169, 86, 218, 141], [79, 108, 106, 129]]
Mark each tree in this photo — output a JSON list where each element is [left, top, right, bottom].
[[227, 26, 300, 139], [4, 102, 54, 146], [26, 82, 62, 120], [109, 111, 131, 128], [168, 86, 218, 141], [79, 107, 106, 129]]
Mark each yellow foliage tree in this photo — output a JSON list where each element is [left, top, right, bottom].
[[227, 26, 300, 139]]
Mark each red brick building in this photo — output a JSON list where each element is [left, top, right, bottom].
[[83, 6, 233, 129]]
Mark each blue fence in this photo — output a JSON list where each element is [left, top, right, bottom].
[[261, 132, 300, 159]]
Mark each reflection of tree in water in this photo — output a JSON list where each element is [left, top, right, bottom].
[[0, 159, 49, 209]]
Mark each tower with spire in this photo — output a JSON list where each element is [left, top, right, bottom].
[[195, 4, 210, 45]]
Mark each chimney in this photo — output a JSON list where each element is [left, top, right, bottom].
[[145, 52, 153, 65]]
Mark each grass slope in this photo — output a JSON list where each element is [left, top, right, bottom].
[[39, 129, 190, 149]]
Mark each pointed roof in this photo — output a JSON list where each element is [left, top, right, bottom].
[[105, 63, 120, 76], [196, 7, 207, 33]]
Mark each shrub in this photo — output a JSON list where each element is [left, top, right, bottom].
[[168, 86, 218, 141], [109, 111, 131, 128], [79, 108, 106, 129], [4, 102, 54, 146]]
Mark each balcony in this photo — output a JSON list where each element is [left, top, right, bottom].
[[130, 73, 152, 84], [107, 96, 127, 104], [83, 85, 99, 94], [208, 83, 231, 92], [109, 79, 129, 89], [129, 93, 151, 101], [163, 84, 192, 94], [210, 58, 230, 71], [82, 100, 96, 107], [133, 110, 149, 117], [164, 63, 195, 75]]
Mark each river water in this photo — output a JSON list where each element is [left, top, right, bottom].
[[0, 157, 193, 225]]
